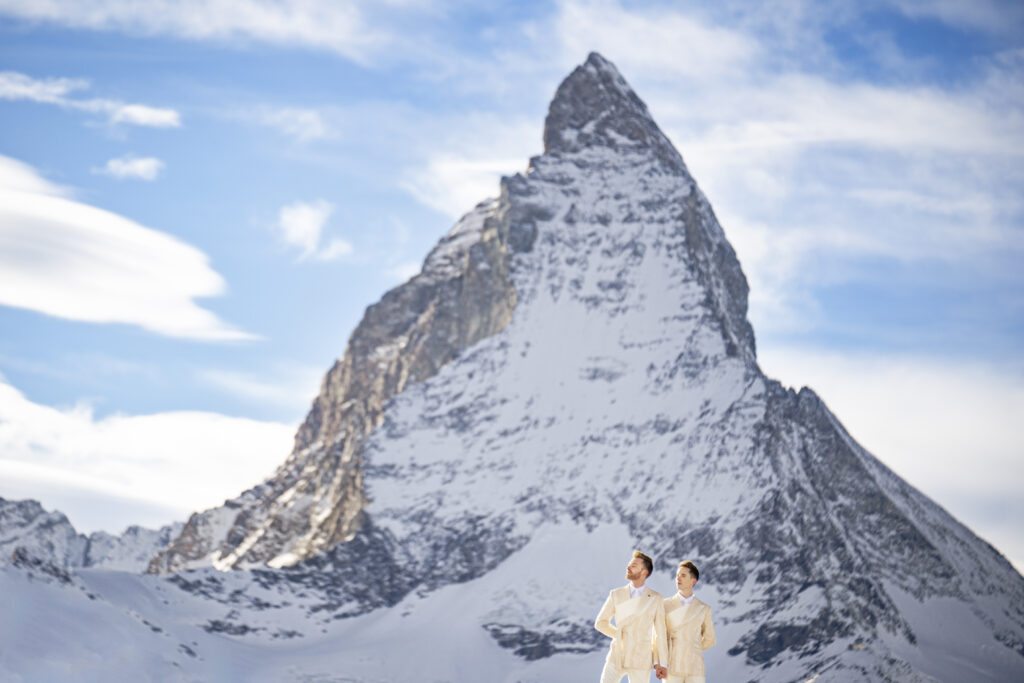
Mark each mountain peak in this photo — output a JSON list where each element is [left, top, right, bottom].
[[543, 52, 683, 171]]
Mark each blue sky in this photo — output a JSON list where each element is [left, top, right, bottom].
[[1, 1, 1022, 568]]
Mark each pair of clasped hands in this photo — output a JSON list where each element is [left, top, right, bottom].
[[654, 665, 668, 679]]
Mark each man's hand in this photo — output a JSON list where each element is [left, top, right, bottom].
[[655, 664, 667, 679]]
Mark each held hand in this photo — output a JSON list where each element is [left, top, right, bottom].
[[654, 664, 667, 679]]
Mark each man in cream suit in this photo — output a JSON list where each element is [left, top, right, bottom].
[[595, 551, 669, 683], [656, 560, 716, 683]]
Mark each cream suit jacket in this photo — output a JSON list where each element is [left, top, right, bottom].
[[595, 585, 669, 672], [662, 595, 715, 677]]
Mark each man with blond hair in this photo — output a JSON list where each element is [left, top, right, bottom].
[[655, 560, 716, 682], [595, 550, 669, 682]]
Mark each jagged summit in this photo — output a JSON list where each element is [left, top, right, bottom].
[[150, 51, 757, 575], [544, 52, 685, 172]]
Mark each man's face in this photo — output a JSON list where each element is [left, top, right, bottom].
[[626, 557, 647, 582], [676, 566, 697, 593]]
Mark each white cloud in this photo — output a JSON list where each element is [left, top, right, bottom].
[[0, 70, 181, 128], [108, 103, 181, 127], [667, 72, 1024, 158], [277, 199, 331, 255], [554, 0, 758, 81], [316, 237, 354, 260], [0, 154, 253, 340], [402, 155, 522, 219], [0, 154, 71, 196], [0, 376, 294, 534], [255, 106, 332, 142], [274, 199, 353, 261], [0, 70, 88, 102], [0, 0, 384, 62], [95, 155, 165, 181], [385, 260, 422, 283], [198, 364, 324, 417], [399, 114, 536, 219], [759, 347, 1024, 571]]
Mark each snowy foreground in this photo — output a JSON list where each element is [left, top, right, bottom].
[[4, 525, 624, 682], [3, 521, 1020, 682]]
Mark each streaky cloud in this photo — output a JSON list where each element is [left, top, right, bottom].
[[0, 154, 254, 341], [0, 0, 385, 62], [0, 70, 181, 127]]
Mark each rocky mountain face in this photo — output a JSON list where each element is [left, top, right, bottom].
[[8, 53, 1021, 682], [148, 194, 527, 575]]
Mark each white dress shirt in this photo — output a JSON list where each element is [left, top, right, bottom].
[[677, 592, 695, 607]]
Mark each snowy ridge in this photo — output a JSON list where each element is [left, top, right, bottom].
[[0, 496, 182, 572]]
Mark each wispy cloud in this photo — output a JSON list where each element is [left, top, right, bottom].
[[554, 0, 759, 81], [398, 114, 537, 219], [94, 155, 165, 180], [0, 154, 254, 340], [0, 70, 181, 127], [198, 364, 324, 417], [274, 199, 353, 261], [402, 155, 523, 219], [108, 103, 181, 127], [0, 70, 87, 101], [255, 106, 333, 142], [0, 376, 294, 533], [384, 261, 421, 284], [892, 0, 1024, 35], [0, 0, 385, 62]]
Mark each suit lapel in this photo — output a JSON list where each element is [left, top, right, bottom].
[[666, 596, 705, 630], [615, 586, 656, 628], [665, 599, 686, 631], [680, 597, 706, 625]]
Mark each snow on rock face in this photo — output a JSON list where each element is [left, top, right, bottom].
[[83, 522, 184, 572], [358, 133, 764, 596], [0, 497, 86, 568], [543, 52, 685, 175], [16, 51, 1017, 682]]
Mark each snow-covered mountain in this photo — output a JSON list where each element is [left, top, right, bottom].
[[3, 53, 1022, 682], [0, 496, 182, 572]]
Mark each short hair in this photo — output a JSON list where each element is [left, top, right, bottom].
[[678, 560, 700, 582], [633, 550, 653, 577]]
